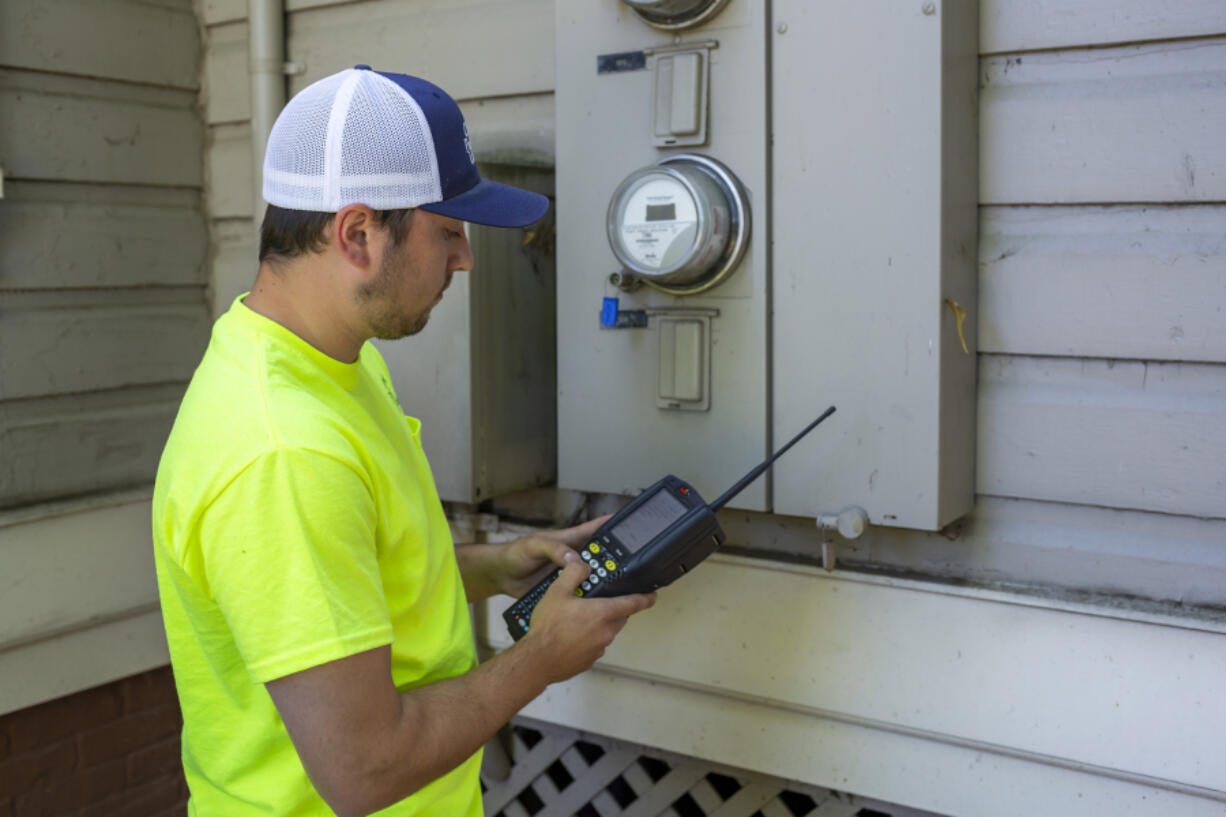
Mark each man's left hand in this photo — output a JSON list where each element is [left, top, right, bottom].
[[498, 515, 611, 598]]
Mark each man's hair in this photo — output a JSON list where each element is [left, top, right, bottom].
[[258, 205, 415, 264]]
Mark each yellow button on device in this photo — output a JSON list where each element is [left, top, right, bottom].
[[588, 543, 601, 554], [605, 560, 617, 571], [574, 588, 584, 597]]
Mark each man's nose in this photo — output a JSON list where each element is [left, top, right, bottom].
[[451, 230, 474, 272]]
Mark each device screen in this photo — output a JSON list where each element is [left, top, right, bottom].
[[611, 489, 688, 553], [646, 203, 676, 222]]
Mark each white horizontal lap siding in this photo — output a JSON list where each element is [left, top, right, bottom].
[[978, 356, 1226, 519], [286, 0, 554, 100], [204, 20, 251, 125], [977, 18, 1226, 523], [0, 496, 160, 653], [0, 387, 185, 508], [981, 0, 1226, 53], [0, 0, 198, 90], [0, 295, 211, 401], [981, 38, 1226, 205], [0, 0, 205, 711], [207, 122, 257, 219], [979, 205, 1226, 363], [0, 182, 207, 290], [0, 70, 202, 188]]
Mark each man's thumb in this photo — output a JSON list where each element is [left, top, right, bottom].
[[551, 558, 590, 594]]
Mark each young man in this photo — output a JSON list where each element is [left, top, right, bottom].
[[153, 65, 655, 816]]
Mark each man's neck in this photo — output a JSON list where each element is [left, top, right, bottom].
[[244, 261, 368, 363]]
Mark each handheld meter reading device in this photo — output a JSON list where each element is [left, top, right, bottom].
[[504, 406, 836, 640]]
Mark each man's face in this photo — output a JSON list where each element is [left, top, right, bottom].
[[357, 209, 472, 340]]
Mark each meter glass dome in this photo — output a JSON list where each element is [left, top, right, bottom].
[[606, 155, 749, 293], [615, 173, 700, 272]]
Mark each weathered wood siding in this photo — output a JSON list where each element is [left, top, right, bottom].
[[972, 6, 1226, 594], [0, 0, 208, 510], [0, 0, 206, 712]]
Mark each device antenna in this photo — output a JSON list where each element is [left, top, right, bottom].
[[708, 406, 836, 512]]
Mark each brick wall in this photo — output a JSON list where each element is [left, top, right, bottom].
[[0, 667, 186, 817]]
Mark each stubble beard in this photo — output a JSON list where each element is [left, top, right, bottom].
[[358, 244, 432, 341]]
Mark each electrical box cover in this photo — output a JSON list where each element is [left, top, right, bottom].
[[770, 1, 978, 530]]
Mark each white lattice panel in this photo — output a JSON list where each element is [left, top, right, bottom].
[[482, 718, 945, 817]]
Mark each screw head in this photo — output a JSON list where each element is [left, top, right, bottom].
[[776, 21, 788, 34], [922, 2, 936, 14]]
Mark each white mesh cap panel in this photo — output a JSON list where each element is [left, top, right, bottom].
[[262, 69, 443, 212]]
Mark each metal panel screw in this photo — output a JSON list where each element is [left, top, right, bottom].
[[922, 2, 936, 14], [776, 21, 788, 34]]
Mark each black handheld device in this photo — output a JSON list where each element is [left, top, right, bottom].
[[503, 406, 836, 640]]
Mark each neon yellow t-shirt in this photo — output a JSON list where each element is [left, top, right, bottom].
[[152, 296, 482, 816]]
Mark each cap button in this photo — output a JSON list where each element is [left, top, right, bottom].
[[354, 64, 372, 71]]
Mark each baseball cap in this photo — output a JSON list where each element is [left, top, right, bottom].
[[262, 65, 548, 228]]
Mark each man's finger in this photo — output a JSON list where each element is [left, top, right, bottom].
[[541, 514, 613, 545], [547, 542, 577, 568], [549, 559, 591, 594], [594, 592, 656, 618]]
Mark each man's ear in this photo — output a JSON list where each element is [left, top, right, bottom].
[[333, 204, 379, 270]]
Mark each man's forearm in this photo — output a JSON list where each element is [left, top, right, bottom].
[[363, 642, 551, 814], [269, 561, 653, 817], [454, 542, 507, 601], [274, 640, 553, 817]]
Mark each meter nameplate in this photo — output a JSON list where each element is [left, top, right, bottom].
[[597, 50, 647, 74], [618, 176, 698, 270]]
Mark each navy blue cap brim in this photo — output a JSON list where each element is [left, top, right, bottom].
[[418, 178, 549, 228]]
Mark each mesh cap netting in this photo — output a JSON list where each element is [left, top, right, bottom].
[[262, 69, 442, 212]]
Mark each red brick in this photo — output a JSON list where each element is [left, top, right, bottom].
[[78, 707, 181, 768], [0, 741, 76, 799], [4, 685, 122, 753], [125, 736, 181, 786], [146, 803, 188, 817], [18, 755, 131, 816], [119, 669, 178, 715], [79, 776, 185, 817]]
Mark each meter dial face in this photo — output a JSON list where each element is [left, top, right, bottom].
[[606, 154, 749, 294], [616, 174, 699, 272]]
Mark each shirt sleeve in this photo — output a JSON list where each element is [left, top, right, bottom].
[[198, 447, 394, 683]]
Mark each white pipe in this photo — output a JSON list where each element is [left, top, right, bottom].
[[248, 0, 286, 226]]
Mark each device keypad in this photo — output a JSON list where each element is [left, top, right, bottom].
[[506, 538, 631, 638]]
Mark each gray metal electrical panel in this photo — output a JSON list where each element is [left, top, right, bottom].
[[556, 0, 771, 510], [556, 0, 977, 530]]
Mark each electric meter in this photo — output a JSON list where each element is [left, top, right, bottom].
[[621, 0, 734, 30], [606, 154, 749, 295]]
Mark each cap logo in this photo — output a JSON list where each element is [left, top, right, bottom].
[[462, 122, 476, 166]]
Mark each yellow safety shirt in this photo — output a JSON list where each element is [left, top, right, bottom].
[[153, 296, 482, 816]]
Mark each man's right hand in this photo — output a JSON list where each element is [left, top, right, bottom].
[[521, 555, 656, 683]]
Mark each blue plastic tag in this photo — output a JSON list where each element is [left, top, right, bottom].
[[601, 297, 619, 328]]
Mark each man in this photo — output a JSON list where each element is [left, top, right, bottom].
[[152, 65, 655, 816]]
